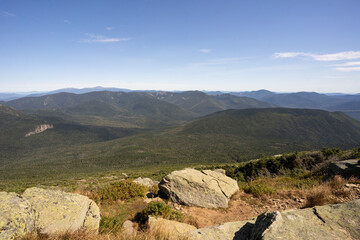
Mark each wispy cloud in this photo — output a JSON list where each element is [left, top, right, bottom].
[[199, 49, 212, 53], [333, 61, 360, 67], [63, 19, 71, 24], [1, 11, 15, 17], [80, 33, 130, 43], [334, 67, 360, 72], [273, 51, 360, 61], [105, 26, 113, 31]]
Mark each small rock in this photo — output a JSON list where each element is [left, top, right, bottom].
[[146, 192, 156, 198], [189, 220, 255, 240], [133, 177, 159, 188], [148, 216, 196, 238], [122, 220, 136, 237], [213, 169, 226, 175], [144, 197, 162, 203]]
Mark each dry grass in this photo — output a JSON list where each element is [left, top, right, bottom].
[[21, 228, 191, 240], [240, 175, 321, 197], [304, 185, 333, 207], [304, 175, 355, 208]]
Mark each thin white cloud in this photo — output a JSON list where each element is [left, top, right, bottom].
[[63, 19, 71, 24], [106, 27, 113, 31], [333, 61, 360, 67], [334, 67, 360, 72], [1, 11, 15, 17], [199, 49, 212, 53], [273, 51, 360, 61], [80, 33, 130, 43]]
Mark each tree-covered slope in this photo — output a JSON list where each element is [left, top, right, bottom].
[[4, 91, 197, 128], [153, 91, 274, 116], [2, 108, 359, 180]]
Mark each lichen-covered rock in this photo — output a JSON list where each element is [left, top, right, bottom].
[[133, 177, 159, 188], [190, 220, 255, 240], [148, 216, 196, 238], [250, 199, 360, 240], [0, 192, 36, 240], [159, 168, 239, 208], [22, 187, 100, 234]]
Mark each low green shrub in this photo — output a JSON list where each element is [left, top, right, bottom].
[[99, 215, 125, 233], [243, 183, 276, 197], [321, 147, 341, 158], [135, 201, 183, 225], [95, 180, 147, 202], [350, 146, 360, 159]]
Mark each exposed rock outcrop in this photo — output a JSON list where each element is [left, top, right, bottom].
[[249, 199, 360, 239], [0, 192, 36, 240], [189, 199, 360, 240], [25, 124, 53, 137], [22, 187, 100, 234], [133, 177, 159, 188], [158, 168, 239, 208], [327, 159, 360, 179]]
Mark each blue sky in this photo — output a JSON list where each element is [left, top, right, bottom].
[[1, 0, 360, 93]]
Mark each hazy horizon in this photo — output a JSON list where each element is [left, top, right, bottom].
[[1, 86, 359, 95]]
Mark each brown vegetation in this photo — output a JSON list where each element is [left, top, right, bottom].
[[21, 228, 190, 240]]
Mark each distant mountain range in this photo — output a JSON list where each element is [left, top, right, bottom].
[[2, 91, 273, 128], [1, 87, 359, 120], [0, 87, 132, 101]]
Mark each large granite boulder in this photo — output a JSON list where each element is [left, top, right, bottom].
[[327, 159, 360, 179], [0, 192, 36, 240], [22, 187, 101, 234], [159, 168, 239, 208]]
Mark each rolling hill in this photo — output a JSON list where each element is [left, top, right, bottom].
[[153, 91, 274, 116], [3, 90, 274, 128], [0, 105, 143, 163], [1, 108, 359, 180], [244, 91, 360, 121], [3, 91, 197, 128]]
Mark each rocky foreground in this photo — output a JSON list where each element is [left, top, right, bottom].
[[0, 167, 360, 239], [189, 199, 360, 240]]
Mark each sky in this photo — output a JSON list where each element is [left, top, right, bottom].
[[1, 0, 360, 93]]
